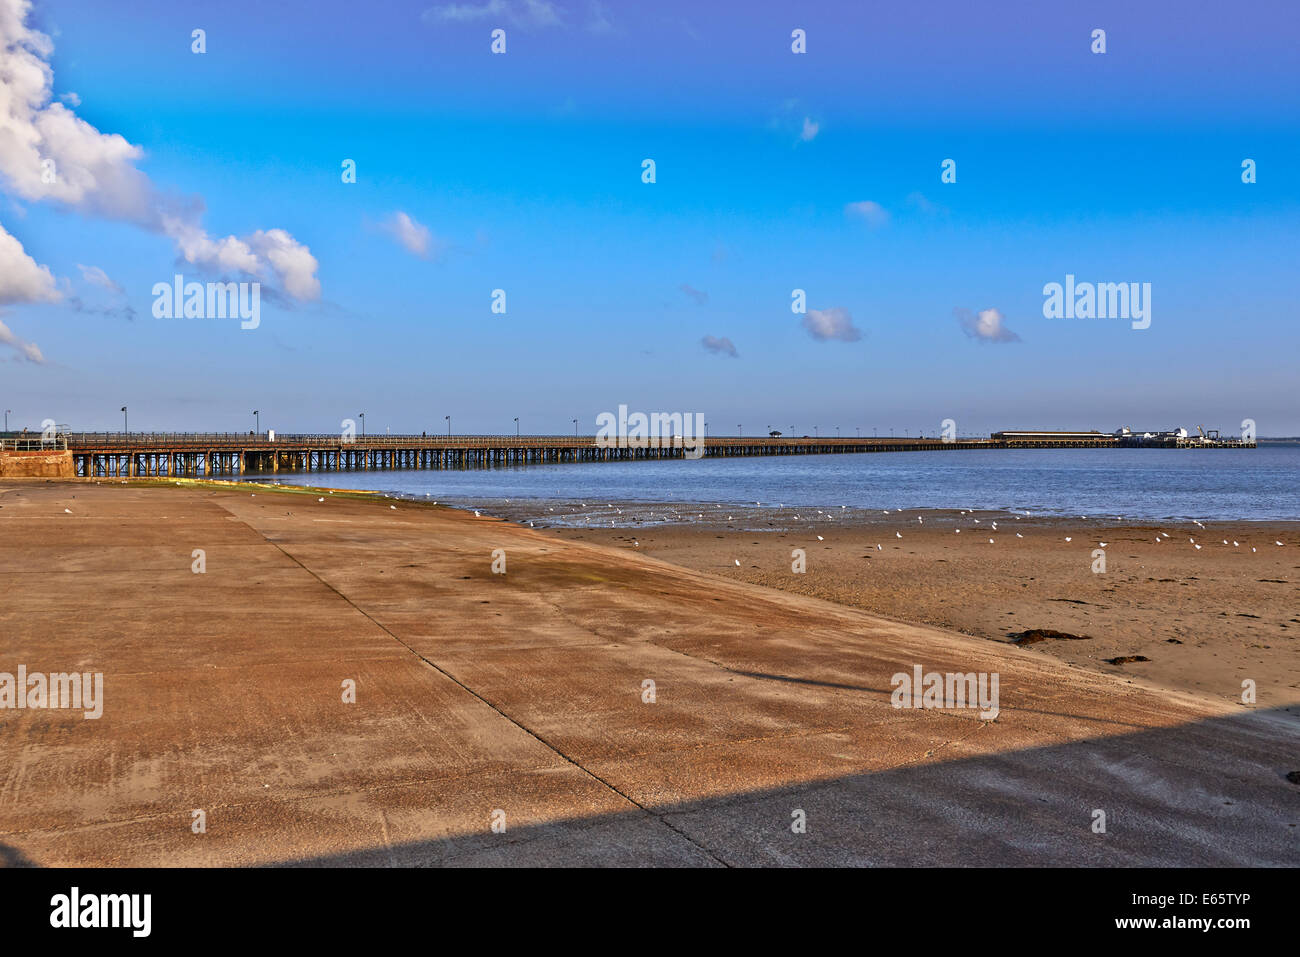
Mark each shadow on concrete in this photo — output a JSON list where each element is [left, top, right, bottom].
[[264, 705, 1300, 868]]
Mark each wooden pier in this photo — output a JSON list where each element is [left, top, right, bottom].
[[52, 431, 1252, 479], [61, 433, 975, 478]]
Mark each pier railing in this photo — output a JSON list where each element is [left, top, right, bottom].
[[65, 432, 612, 449], [63, 432, 973, 450], [1, 436, 68, 452]]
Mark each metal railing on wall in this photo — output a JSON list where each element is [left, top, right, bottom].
[[0, 436, 68, 451]]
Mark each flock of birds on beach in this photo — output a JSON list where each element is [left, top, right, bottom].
[[70, 480, 1292, 565], [89, 477, 1288, 559], [431, 495, 1290, 563]]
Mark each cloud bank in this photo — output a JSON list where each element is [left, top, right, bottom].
[[0, 0, 320, 305]]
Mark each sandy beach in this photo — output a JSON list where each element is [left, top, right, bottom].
[[542, 505, 1300, 710], [0, 479, 1296, 867]]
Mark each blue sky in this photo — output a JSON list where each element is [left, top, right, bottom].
[[1, 0, 1297, 436]]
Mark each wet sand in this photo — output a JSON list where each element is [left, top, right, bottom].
[[0, 480, 1296, 866]]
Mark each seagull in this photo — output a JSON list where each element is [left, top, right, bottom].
[[474, 510, 481, 517], [1233, 541, 1239, 547], [876, 544, 882, 551], [390, 505, 396, 510], [1099, 542, 1108, 547], [817, 535, 824, 541], [988, 538, 994, 544], [1016, 532, 1023, 538], [896, 532, 902, 538], [1065, 537, 1072, 542], [734, 559, 740, 566], [1194, 544, 1202, 550], [1276, 541, 1285, 546]]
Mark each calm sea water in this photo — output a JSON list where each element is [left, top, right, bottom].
[[242, 445, 1300, 523]]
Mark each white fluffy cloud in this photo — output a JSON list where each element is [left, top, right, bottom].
[[0, 0, 320, 301], [0, 218, 56, 360], [957, 307, 1020, 343], [0, 219, 57, 305], [245, 229, 323, 300], [800, 117, 819, 142], [802, 306, 862, 343]]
